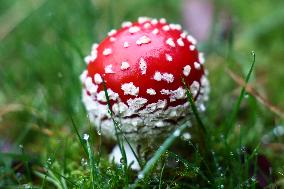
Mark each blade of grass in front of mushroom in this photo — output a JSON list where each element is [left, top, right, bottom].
[[182, 78, 215, 180], [182, 79, 207, 135], [102, 79, 130, 184], [224, 51, 256, 139], [182, 79, 209, 151], [130, 122, 189, 188], [102, 78, 143, 169]]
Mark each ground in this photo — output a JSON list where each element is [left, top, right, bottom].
[[0, 0, 284, 188]]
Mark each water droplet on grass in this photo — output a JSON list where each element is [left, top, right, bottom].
[[97, 130, 101, 136], [138, 172, 144, 179]]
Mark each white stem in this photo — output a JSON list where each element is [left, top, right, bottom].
[[109, 143, 141, 170]]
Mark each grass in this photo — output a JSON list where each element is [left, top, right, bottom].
[[1, 0, 284, 188]]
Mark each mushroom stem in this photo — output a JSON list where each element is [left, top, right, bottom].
[[109, 143, 141, 170]]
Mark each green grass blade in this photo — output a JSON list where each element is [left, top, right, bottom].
[[225, 51, 256, 138], [182, 79, 207, 135], [102, 80, 129, 184], [158, 162, 165, 189], [85, 136, 98, 189], [69, 115, 88, 155]]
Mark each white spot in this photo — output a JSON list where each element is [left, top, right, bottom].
[[84, 55, 96, 64], [154, 72, 162, 81], [80, 70, 88, 83], [152, 28, 159, 35], [194, 62, 201, 70], [129, 26, 140, 34], [94, 73, 103, 84], [160, 89, 171, 95], [136, 35, 151, 45], [121, 82, 139, 96], [83, 134, 89, 141], [105, 64, 114, 73], [162, 25, 170, 31], [146, 88, 156, 95], [169, 24, 182, 30], [140, 103, 158, 114], [123, 41, 129, 48], [151, 19, 158, 25], [103, 48, 112, 56], [190, 81, 200, 97], [85, 77, 98, 94], [138, 17, 149, 24], [139, 58, 147, 74], [183, 65, 191, 77], [97, 89, 118, 102], [112, 102, 128, 114], [122, 21, 132, 28], [175, 24, 182, 30], [177, 38, 184, 46], [171, 87, 186, 100], [187, 35, 197, 45], [144, 23, 151, 29], [189, 45, 196, 51], [180, 31, 188, 38], [145, 103, 158, 113], [108, 29, 117, 36], [106, 88, 119, 100], [165, 54, 173, 62], [166, 38, 175, 47], [110, 37, 116, 42], [154, 72, 174, 83], [97, 91, 107, 102], [127, 98, 148, 111], [157, 99, 167, 109], [92, 43, 99, 51], [201, 75, 209, 87], [162, 73, 174, 83], [199, 52, 205, 64], [121, 61, 130, 70], [159, 18, 167, 24]]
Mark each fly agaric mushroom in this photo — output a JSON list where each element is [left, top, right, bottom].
[[80, 17, 209, 169]]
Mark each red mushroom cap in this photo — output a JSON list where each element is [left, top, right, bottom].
[[81, 17, 209, 142]]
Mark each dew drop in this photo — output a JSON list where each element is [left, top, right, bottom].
[[97, 130, 101, 136], [138, 172, 144, 179]]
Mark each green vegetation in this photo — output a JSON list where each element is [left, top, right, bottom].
[[1, 0, 284, 188]]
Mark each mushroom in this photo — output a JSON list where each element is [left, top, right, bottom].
[[80, 17, 210, 169]]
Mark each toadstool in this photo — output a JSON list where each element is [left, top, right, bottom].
[[80, 17, 210, 169]]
